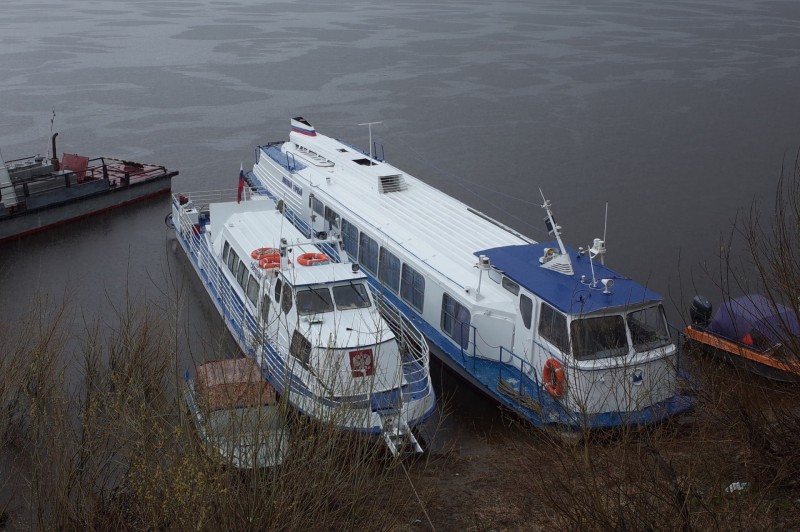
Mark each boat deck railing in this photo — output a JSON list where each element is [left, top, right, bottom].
[[2, 156, 173, 213], [455, 321, 547, 411], [372, 288, 433, 404]]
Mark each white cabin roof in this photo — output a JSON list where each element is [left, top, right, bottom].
[[213, 202, 368, 286], [280, 131, 533, 294]]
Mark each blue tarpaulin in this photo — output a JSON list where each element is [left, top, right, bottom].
[[708, 294, 800, 348]]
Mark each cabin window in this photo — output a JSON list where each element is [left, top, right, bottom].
[[228, 250, 239, 274], [502, 277, 520, 296], [222, 241, 231, 264], [274, 278, 283, 303], [260, 293, 271, 323], [341, 219, 359, 260], [378, 247, 401, 293], [324, 206, 340, 230], [236, 262, 247, 287], [538, 303, 569, 353], [570, 315, 628, 361], [281, 283, 293, 314], [311, 196, 324, 216], [296, 287, 334, 315], [333, 283, 372, 310], [520, 294, 533, 329], [627, 305, 671, 353], [290, 330, 311, 367], [359, 233, 379, 274], [245, 275, 259, 305], [441, 293, 471, 349], [401, 264, 425, 312]]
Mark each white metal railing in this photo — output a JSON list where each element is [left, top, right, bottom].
[[372, 288, 433, 404]]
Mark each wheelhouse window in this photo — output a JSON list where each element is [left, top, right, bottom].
[[627, 305, 671, 353], [539, 303, 569, 353], [236, 262, 247, 287], [311, 196, 324, 216], [570, 315, 628, 361], [222, 241, 231, 264], [378, 247, 401, 293], [324, 206, 339, 230], [295, 287, 334, 315], [341, 219, 359, 260], [401, 264, 425, 312], [520, 294, 533, 330], [332, 283, 372, 310], [228, 250, 239, 274], [290, 330, 311, 367], [441, 293, 471, 349], [245, 274, 259, 305], [359, 232, 379, 274], [260, 293, 271, 323], [281, 283, 293, 314], [502, 277, 520, 296]]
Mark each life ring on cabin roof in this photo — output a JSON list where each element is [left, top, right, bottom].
[[542, 358, 566, 398], [251, 247, 279, 260], [297, 253, 330, 266], [258, 256, 281, 269]]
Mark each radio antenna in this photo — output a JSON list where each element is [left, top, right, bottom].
[[358, 121, 382, 166], [602, 201, 608, 265]]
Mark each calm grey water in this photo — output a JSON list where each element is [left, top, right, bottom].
[[1, 0, 799, 428]]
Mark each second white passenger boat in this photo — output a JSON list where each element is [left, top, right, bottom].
[[244, 117, 694, 432], [171, 190, 435, 455]]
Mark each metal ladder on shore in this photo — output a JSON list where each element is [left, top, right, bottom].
[[379, 409, 422, 457]]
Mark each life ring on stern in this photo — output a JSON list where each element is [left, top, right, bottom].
[[251, 247, 278, 260], [297, 253, 330, 266], [542, 358, 566, 398]]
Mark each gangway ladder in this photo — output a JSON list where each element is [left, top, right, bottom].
[[378, 409, 422, 457]]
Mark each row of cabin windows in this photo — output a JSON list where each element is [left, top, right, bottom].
[[307, 203, 425, 312], [522, 296, 670, 360], [313, 199, 451, 343], [222, 241, 260, 306]]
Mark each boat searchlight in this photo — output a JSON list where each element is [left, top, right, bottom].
[[601, 278, 614, 294]]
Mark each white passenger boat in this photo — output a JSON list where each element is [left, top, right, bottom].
[[244, 117, 694, 431], [170, 189, 435, 455]]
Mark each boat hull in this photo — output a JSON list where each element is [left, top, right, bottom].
[[684, 325, 800, 382], [1, 175, 173, 243]]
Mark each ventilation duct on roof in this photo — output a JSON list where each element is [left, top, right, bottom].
[[379, 174, 407, 193]]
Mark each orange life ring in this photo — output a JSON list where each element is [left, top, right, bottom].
[[542, 358, 566, 398], [251, 247, 278, 260], [258, 254, 281, 269], [297, 253, 330, 266]]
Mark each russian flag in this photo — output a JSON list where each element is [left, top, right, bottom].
[[291, 116, 317, 137], [237, 164, 245, 203]]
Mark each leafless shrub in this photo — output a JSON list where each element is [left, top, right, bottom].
[[0, 294, 435, 530]]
